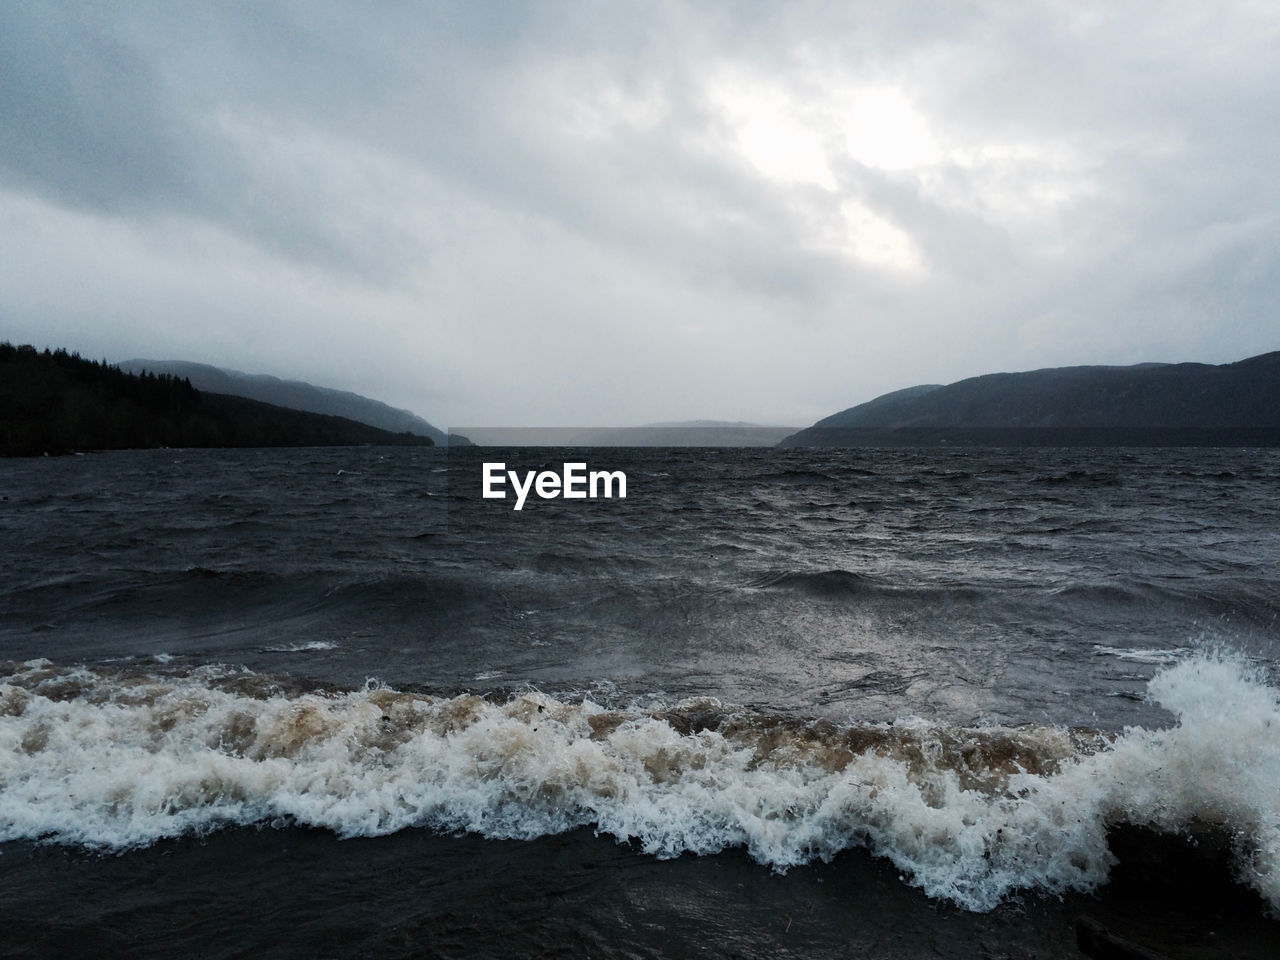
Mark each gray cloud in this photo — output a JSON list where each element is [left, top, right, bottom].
[[0, 4, 197, 211], [2, 0, 1277, 426]]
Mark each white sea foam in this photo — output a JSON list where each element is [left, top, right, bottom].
[[261, 641, 338, 653], [1092, 644, 1187, 665], [1, 654, 1277, 912]]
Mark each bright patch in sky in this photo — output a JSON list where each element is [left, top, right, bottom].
[[709, 71, 944, 185], [709, 76, 838, 189], [838, 198, 924, 273], [838, 87, 943, 172], [708, 69, 933, 271]]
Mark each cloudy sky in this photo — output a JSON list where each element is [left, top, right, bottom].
[[2, 1, 1277, 428]]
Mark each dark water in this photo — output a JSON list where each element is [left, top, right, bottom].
[[2, 446, 1279, 957]]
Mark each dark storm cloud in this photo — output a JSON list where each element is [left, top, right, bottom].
[[0, 4, 198, 211], [1, 1, 911, 294], [0, 2, 465, 278]]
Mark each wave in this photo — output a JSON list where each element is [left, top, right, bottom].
[[260, 641, 339, 653], [1032, 471, 1122, 486], [2, 654, 1278, 913], [748, 569, 878, 597], [183, 566, 284, 584], [1093, 644, 1187, 665], [748, 570, 994, 607], [743, 469, 846, 484]]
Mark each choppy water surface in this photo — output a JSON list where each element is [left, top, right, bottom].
[[2, 446, 1279, 957], [6, 446, 1278, 724]]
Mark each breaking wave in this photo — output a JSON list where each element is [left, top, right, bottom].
[[2, 653, 1277, 912]]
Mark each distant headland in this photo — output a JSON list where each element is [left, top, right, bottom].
[[0, 344, 435, 457], [781, 351, 1280, 447]]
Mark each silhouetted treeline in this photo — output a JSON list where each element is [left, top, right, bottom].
[[0, 343, 433, 456]]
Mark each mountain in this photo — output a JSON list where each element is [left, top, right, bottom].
[[459, 422, 800, 447], [1, 344, 433, 456], [781, 352, 1280, 447], [119, 360, 463, 445]]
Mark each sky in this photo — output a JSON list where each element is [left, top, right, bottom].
[[2, 1, 1278, 429]]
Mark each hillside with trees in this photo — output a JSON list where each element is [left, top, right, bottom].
[[0, 343, 433, 456], [119, 359, 454, 444]]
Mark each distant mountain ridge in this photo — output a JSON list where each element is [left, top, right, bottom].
[[639, 420, 796, 429], [120, 360, 457, 445], [458, 422, 799, 447], [781, 352, 1280, 447]]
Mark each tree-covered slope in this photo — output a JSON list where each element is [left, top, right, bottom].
[[120, 359, 450, 444], [1, 344, 433, 456]]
